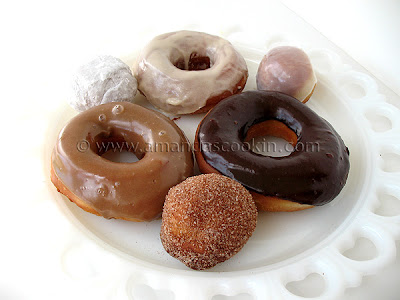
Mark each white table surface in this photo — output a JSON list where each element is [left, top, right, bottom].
[[1, 0, 399, 299]]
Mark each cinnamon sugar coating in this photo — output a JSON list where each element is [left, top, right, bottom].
[[160, 174, 257, 270]]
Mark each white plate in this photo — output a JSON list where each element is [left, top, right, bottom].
[[42, 34, 400, 299]]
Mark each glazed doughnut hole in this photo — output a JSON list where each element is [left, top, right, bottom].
[[285, 273, 325, 298]]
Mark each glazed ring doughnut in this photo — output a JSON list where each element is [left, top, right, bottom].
[[51, 102, 194, 221], [194, 91, 350, 212], [134, 30, 248, 115]]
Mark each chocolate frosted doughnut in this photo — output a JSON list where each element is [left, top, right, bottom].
[[194, 91, 350, 211], [51, 102, 194, 221]]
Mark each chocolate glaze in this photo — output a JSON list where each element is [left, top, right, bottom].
[[51, 102, 194, 221], [197, 91, 350, 206]]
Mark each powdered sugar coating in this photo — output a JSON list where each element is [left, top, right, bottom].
[[160, 174, 257, 270], [70, 55, 137, 112]]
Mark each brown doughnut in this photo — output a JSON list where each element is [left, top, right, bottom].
[[160, 174, 257, 270], [194, 91, 350, 212], [51, 102, 194, 221]]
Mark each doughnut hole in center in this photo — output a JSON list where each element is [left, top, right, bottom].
[[244, 120, 297, 157], [89, 131, 145, 163], [171, 49, 214, 71]]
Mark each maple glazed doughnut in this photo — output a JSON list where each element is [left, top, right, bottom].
[[194, 91, 350, 212], [134, 30, 248, 114], [256, 46, 317, 103], [160, 174, 257, 270], [51, 102, 194, 221]]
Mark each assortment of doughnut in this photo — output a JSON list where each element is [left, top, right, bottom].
[[52, 30, 350, 270]]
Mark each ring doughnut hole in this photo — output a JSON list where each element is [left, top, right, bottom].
[[89, 130, 146, 163], [102, 151, 140, 163], [171, 48, 214, 71], [244, 120, 297, 157], [242, 120, 313, 212]]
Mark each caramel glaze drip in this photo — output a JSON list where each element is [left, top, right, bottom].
[[51, 102, 194, 221], [197, 91, 350, 206]]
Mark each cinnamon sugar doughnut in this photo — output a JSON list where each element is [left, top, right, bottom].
[[160, 174, 257, 270], [134, 31, 248, 114], [256, 46, 317, 103]]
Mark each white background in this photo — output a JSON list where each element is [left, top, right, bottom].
[[1, 0, 399, 299]]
